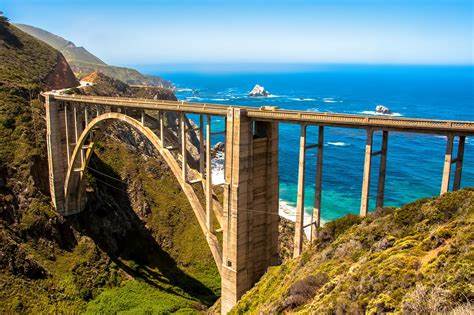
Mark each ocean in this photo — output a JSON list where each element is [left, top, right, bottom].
[[137, 64, 474, 223]]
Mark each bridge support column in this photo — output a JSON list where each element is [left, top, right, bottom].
[[360, 128, 374, 217], [180, 112, 187, 182], [376, 131, 388, 208], [159, 111, 165, 146], [221, 108, 279, 314], [440, 134, 454, 195], [205, 115, 213, 234], [311, 126, 324, 241], [45, 95, 68, 212], [453, 136, 465, 191], [294, 124, 307, 257]]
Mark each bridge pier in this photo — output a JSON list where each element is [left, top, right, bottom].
[[205, 115, 214, 235], [360, 129, 390, 216], [180, 112, 187, 182], [221, 108, 279, 314], [293, 124, 307, 258], [453, 136, 465, 191], [441, 134, 466, 194], [312, 126, 324, 241]]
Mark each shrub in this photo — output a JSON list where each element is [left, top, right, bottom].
[[281, 273, 329, 311], [402, 284, 453, 314]]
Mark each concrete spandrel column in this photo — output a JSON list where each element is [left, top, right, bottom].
[[376, 131, 389, 208], [293, 124, 307, 258], [360, 128, 374, 217], [312, 125, 324, 242], [453, 135, 465, 191], [440, 134, 454, 195]]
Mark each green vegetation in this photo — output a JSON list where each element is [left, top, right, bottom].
[[15, 23, 172, 87], [84, 140, 220, 312], [1, 21, 218, 313], [232, 189, 474, 314]]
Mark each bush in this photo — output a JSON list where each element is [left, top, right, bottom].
[[402, 284, 453, 314], [281, 273, 329, 311]]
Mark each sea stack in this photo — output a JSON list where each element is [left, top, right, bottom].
[[249, 84, 269, 97], [375, 105, 391, 114]]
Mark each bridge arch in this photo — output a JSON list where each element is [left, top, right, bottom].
[[63, 112, 223, 272]]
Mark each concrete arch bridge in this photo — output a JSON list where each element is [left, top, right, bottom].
[[43, 94, 474, 313]]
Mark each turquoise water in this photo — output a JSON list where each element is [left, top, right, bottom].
[[138, 64, 474, 221]]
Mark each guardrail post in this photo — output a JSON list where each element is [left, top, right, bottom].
[[440, 134, 454, 195], [360, 128, 374, 216], [294, 124, 307, 258]]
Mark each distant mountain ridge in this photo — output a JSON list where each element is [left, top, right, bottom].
[[15, 23, 172, 88]]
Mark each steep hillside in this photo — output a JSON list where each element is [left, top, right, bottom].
[[232, 190, 474, 314], [0, 20, 219, 313], [14, 23, 106, 65], [76, 71, 176, 100], [15, 23, 172, 88]]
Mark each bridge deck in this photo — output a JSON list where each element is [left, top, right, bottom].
[[50, 94, 474, 135]]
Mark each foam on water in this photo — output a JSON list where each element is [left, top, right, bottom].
[[360, 110, 402, 117], [327, 141, 350, 147], [279, 199, 321, 238], [323, 97, 338, 103], [289, 97, 316, 101], [211, 151, 225, 185]]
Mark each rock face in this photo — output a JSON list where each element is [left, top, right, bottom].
[[249, 84, 269, 97], [375, 105, 391, 114]]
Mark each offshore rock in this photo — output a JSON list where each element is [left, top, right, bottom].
[[249, 84, 269, 97], [375, 105, 392, 114]]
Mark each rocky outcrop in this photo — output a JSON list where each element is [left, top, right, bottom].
[[249, 84, 269, 97], [375, 105, 391, 114], [44, 53, 79, 90]]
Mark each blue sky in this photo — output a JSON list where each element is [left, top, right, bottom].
[[3, 0, 473, 65]]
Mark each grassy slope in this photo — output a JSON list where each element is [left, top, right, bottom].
[[233, 190, 473, 314], [84, 141, 220, 313]]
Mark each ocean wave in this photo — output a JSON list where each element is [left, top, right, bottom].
[[323, 97, 338, 103], [209, 98, 229, 102], [175, 88, 194, 92], [185, 96, 203, 101], [279, 199, 320, 238], [289, 97, 316, 102], [307, 108, 320, 112], [327, 141, 350, 147], [360, 110, 402, 117], [211, 151, 225, 185]]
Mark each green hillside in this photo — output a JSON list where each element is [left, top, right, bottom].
[[15, 23, 172, 88], [1, 19, 218, 313], [232, 189, 474, 314]]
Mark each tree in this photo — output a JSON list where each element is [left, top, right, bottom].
[[0, 11, 9, 26]]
